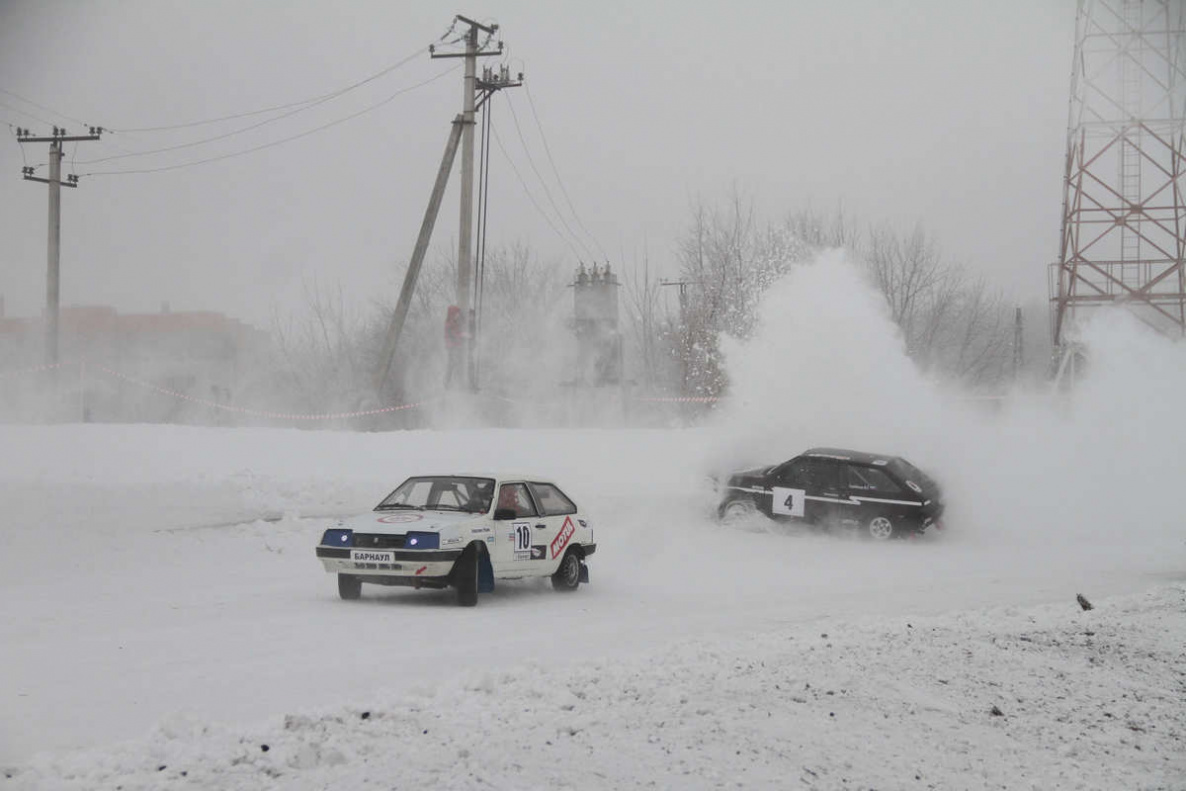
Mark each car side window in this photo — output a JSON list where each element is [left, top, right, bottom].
[[528, 482, 577, 516], [496, 483, 539, 518], [781, 459, 840, 492], [811, 461, 843, 493], [846, 465, 903, 495], [776, 460, 811, 486]]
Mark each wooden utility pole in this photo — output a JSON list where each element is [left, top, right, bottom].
[[373, 16, 515, 396], [18, 125, 102, 367], [374, 116, 465, 392], [432, 15, 502, 390]]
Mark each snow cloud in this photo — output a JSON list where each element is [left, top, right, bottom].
[[710, 250, 1186, 568]]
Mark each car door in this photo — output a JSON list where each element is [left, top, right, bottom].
[[491, 482, 541, 575], [771, 458, 845, 527], [843, 463, 918, 527], [527, 482, 579, 572]]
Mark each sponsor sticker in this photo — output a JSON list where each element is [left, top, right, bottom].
[[377, 514, 423, 524], [350, 550, 394, 563], [530, 545, 546, 560], [550, 516, 576, 559], [514, 551, 530, 562]]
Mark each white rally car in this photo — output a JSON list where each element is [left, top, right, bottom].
[[315, 474, 596, 606]]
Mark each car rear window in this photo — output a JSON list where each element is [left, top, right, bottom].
[[888, 459, 939, 497], [528, 482, 577, 516]]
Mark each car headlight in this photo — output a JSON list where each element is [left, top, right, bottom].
[[321, 528, 353, 546], [404, 531, 440, 550]]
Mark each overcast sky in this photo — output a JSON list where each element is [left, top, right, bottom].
[[0, 0, 1075, 328]]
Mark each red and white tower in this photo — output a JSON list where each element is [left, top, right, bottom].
[[1051, 0, 1186, 346]]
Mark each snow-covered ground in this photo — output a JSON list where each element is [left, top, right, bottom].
[[2, 258, 1184, 788], [0, 423, 1183, 790]]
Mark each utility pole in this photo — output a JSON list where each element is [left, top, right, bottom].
[[1012, 306, 1024, 381], [432, 15, 503, 391], [374, 116, 465, 393], [18, 125, 102, 367], [372, 17, 519, 397]]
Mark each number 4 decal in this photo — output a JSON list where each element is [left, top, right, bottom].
[[771, 486, 806, 517]]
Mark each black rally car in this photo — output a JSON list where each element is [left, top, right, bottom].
[[717, 447, 944, 539]]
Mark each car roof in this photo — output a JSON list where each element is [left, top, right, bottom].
[[405, 473, 555, 484], [802, 447, 897, 465]]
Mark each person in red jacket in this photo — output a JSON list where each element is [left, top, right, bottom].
[[444, 305, 464, 387]]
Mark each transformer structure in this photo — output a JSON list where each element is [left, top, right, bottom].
[[1050, 0, 1186, 346], [571, 263, 622, 386]]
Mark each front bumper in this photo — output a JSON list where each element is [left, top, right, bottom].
[[315, 545, 463, 581]]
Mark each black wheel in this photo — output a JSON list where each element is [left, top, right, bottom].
[[337, 574, 361, 600], [551, 549, 582, 592], [866, 515, 895, 541], [454, 544, 480, 607], [719, 498, 757, 525]]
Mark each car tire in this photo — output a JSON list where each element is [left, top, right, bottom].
[[454, 544, 480, 607], [866, 515, 895, 541], [337, 574, 362, 600], [720, 498, 757, 525], [551, 549, 581, 592]]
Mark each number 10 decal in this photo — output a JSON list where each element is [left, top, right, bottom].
[[513, 522, 532, 552], [771, 486, 806, 517]]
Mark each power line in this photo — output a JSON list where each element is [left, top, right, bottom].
[[503, 93, 593, 260], [490, 119, 581, 260], [0, 99, 54, 128], [0, 88, 89, 127], [82, 64, 459, 177], [78, 46, 431, 165], [101, 19, 462, 135], [108, 45, 430, 136], [522, 84, 608, 260]]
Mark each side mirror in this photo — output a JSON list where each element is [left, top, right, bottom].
[[493, 508, 516, 521]]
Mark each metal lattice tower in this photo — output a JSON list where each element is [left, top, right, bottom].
[[1050, 0, 1186, 346]]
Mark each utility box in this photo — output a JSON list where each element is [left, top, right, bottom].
[[572, 264, 622, 386]]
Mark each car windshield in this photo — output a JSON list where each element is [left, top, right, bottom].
[[375, 476, 495, 514]]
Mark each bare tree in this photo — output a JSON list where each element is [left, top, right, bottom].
[[268, 277, 371, 414], [620, 248, 673, 389]]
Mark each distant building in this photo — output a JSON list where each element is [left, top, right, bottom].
[[0, 303, 269, 422]]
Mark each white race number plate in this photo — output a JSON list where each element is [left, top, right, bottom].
[[351, 549, 394, 563], [771, 487, 806, 518]]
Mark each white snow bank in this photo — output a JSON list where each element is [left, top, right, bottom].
[[7, 585, 1184, 790]]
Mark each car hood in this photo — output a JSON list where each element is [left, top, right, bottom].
[[730, 465, 775, 482], [337, 510, 486, 534]]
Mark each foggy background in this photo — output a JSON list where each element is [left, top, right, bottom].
[[1, 0, 1073, 333]]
